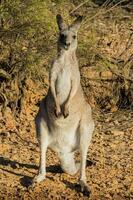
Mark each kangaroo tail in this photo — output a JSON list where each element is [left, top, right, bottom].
[[59, 152, 79, 175]]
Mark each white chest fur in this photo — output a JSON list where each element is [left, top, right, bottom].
[[56, 66, 71, 105]]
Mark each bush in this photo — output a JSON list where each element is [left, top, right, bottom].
[[0, 0, 57, 114]]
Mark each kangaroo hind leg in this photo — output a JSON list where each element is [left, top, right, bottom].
[[32, 114, 49, 185], [79, 117, 94, 194]]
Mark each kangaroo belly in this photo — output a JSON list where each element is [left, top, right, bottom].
[[49, 129, 79, 154], [49, 118, 80, 153], [56, 69, 71, 105]]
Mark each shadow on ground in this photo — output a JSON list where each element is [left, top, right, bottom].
[[0, 155, 94, 194]]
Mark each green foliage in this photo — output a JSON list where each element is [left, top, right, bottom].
[[0, 0, 132, 112], [0, 0, 58, 113], [0, 0, 56, 78], [78, 27, 99, 67]]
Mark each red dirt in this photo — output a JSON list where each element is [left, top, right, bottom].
[[0, 79, 133, 200]]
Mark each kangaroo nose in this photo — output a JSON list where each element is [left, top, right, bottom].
[[65, 42, 70, 47]]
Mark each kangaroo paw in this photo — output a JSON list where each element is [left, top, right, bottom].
[[54, 106, 62, 117], [63, 106, 69, 118]]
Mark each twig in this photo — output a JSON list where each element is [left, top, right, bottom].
[[70, 0, 113, 17], [123, 54, 133, 67], [69, 0, 90, 16], [103, 0, 131, 14], [0, 91, 8, 115], [108, 66, 133, 82], [0, 92, 7, 103], [83, 0, 128, 28], [0, 69, 10, 80], [119, 33, 133, 58]]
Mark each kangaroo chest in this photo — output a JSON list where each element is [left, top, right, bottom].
[[56, 66, 71, 105]]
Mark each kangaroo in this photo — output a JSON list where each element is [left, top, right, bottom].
[[32, 14, 94, 193]]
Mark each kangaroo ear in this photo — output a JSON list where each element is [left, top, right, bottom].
[[56, 14, 67, 31], [70, 15, 83, 31]]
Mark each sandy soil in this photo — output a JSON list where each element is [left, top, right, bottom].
[[0, 80, 133, 200]]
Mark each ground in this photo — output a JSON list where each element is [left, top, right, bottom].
[[0, 79, 133, 200]]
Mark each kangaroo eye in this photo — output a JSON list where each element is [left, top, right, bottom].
[[73, 35, 76, 39]]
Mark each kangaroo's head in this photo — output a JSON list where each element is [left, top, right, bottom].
[[56, 14, 83, 52]]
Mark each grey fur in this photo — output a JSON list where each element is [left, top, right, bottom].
[[32, 14, 94, 193]]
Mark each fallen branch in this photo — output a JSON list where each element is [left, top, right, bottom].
[[108, 66, 133, 83], [81, 76, 131, 82]]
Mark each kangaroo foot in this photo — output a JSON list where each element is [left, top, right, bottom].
[[31, 173, 46, 187], [79, 180, 91, 196]]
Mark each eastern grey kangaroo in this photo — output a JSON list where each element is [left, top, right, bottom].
[[33, 14, 94, 193]]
